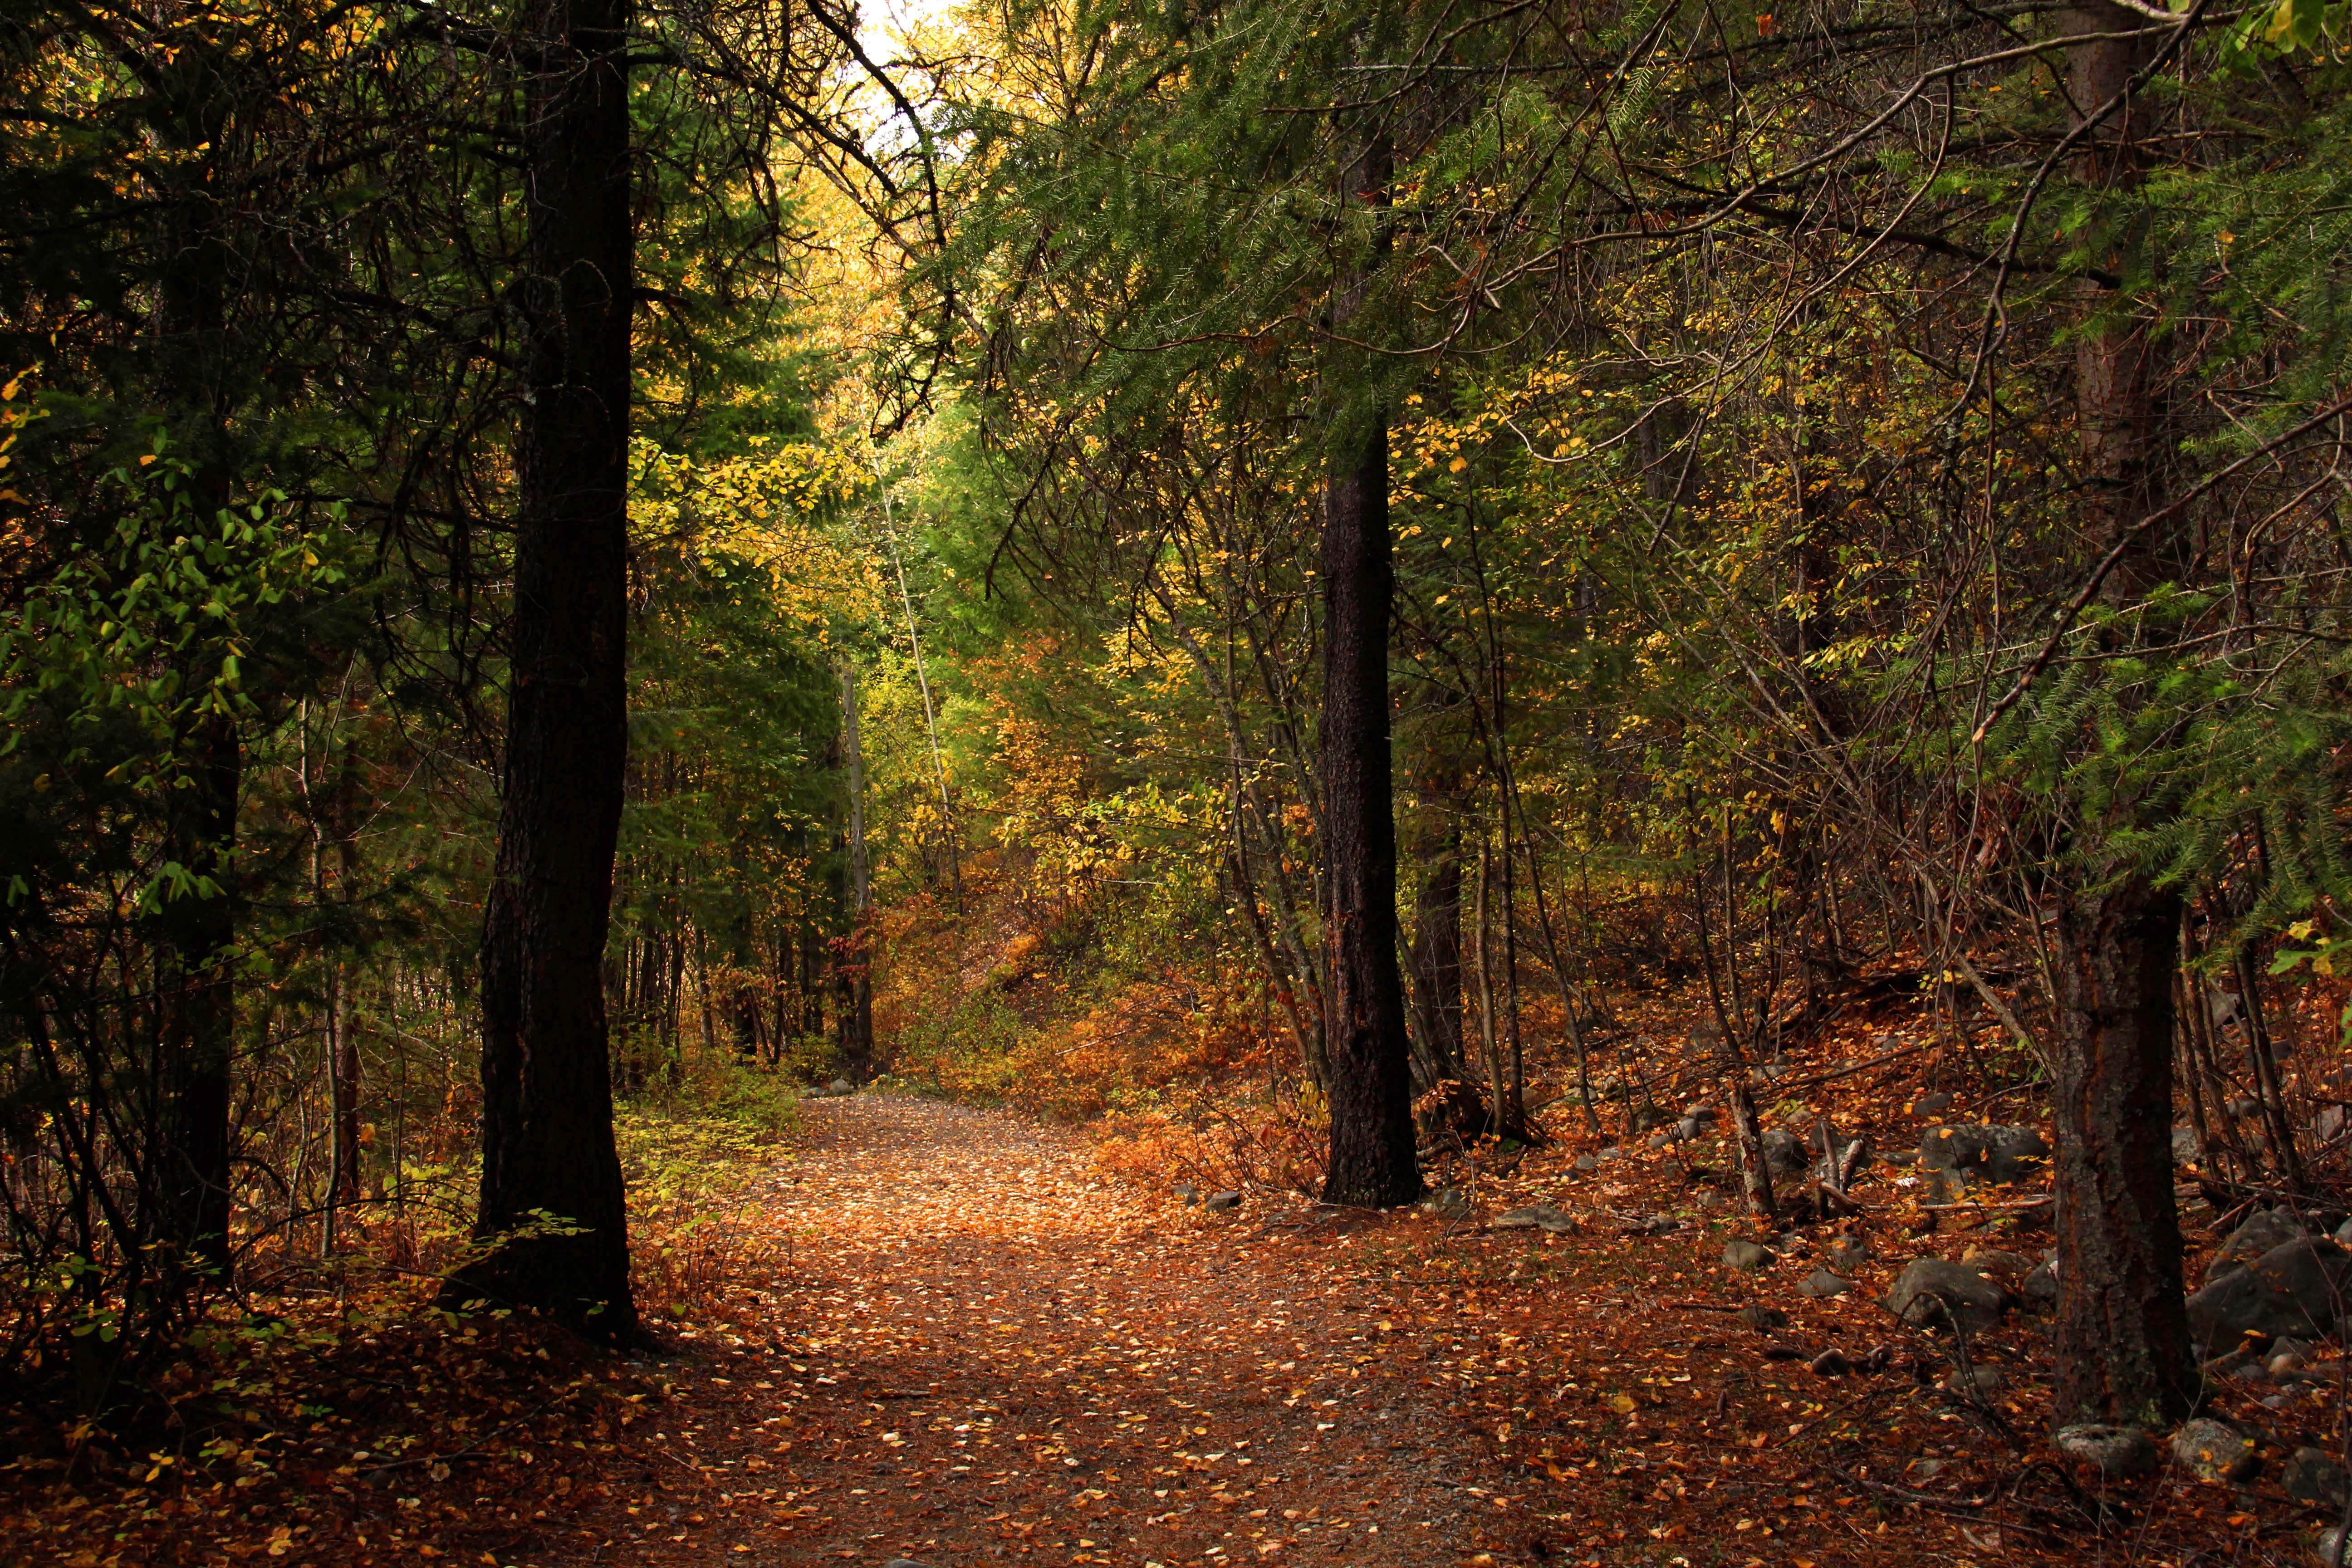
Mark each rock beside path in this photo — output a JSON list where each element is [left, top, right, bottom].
[[2185, 1237, 2352, 1347], [2172, 1418, 2259, 1484], [1494, 1204, 1577, 1233], [1888, 1257, 2009, 1332], [2054, 1422, 2159, 1479], [1722, 1238, 1774, 1270], [2207, 1208, 2307, 1284], [2287, 1447, 2351, 1508]]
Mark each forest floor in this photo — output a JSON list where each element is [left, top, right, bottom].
[[4, 1089, 2309, 1568]]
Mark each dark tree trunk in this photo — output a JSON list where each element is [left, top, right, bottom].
[[2051, 884, 2195, 1418], [160, 714, 240, 1270], [2047, 0, 2192, 1422], [1317, 132, 1418, 1207], [446, 0, 636, 1339]]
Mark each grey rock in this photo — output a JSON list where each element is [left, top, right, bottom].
[[1599, 1145, 1622, 1162], [1173, 1182, 1200, 1205], [1962, 1249, 2034, 1280], [1911, 1457, 1946, 1480], [2287, 1447, 2351, 1509], [2228, 1095, 2264, 1120], [1736, 1304, 1788, 1333], [1921, 1124, 1992, 1171], [1675, 1117, 1705, 1142], [1204, 1190, 1243, 1212], [1888, 1258, 2010, 1333], [2336, 1217, 2352, 1247], [1422, 1186, 1474, 1222], [1762, 1128, 1809, 1179], [886, 1560, 930, 1568], [1573, 1154, 1602, 1173], [1723, 1238, 1776, 1271], [1494, 1205, 1577, 1234], [1630, 1105, 1676, 1133], [2054, 1422, 2159, 1479], [2185, 1237, 2352, 1347], [2172, 1418, 2259, 1485], [2318, 1105, 2349, 1144], [1683, 1104, 1719, 1125], [2020, 1260, 2059, 1312], [2207, 1208, 2308, 1284], [2321, 1527, 2352, 1568], [1826, 1235, 1871, 1273], [1881, 1148, 1920, 1168], [2174, 1126, 2202, 1164], [1911, 1091, 1955, 1118], [1984, 1126, 2050, 1186], [1924, 1166, 1979, 1203], [1797, 1269, 1853, 1298], [1944, 1365, 2006, 1399], [1648, 1133, 1676, 1150], [830, 1077, 854, 1095]]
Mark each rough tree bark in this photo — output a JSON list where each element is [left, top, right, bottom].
[[1317, 129, 1421, 1209], [2048, 0, 2194, 1423], [445, 0, 637, 1338]]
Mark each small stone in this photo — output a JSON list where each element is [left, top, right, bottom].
[[1921, 1124, 1992, 1172], [1911, 1091, 1955, 1117], [2020, 1260, 2059, 1311], [2321, 1526, 2351, 1568], [1762, 1128, 1808, 1178], [1736, 1304, 1788, 1333], [1631, 1105, 1675, 1133], [830, 1077, 854, 1094], [2227, 1095, 2262, 1120], [1889, 1258, 2011, 1333], [2173, 1126, 2201, 1164], [1911, 1457, 1946, 1480], [1675, 1117, 1705, 1141], [1173, 1182, 1199, 1204], [1960, 1248, 2034, 1279], [1808, 1348, 1852, 1376], [2286, 1447, 2351, 1509], [1944, 1365, 2005, 1399], [1573, 1154, 1601, 1173], [1204, 1190, 1242, 1212], [1494, 1205, 1576, 1234], [1825, 1234, 1870, 1273], [1648, 1133, 1675, 1150], [1722, 1238, 1775, 1270], [1422, 1187, 1474, 1222], [2321, 1105, 2350, 1143], [2054, 1422, 2159, 1479], [1797, 1269, 1852, 1298], [2171, 1418, 2259, 1485], [1982, 1125, 2050, 1186], [886, 1560, 930, 1568]]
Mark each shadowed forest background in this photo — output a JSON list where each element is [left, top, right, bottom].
[[6, 0, 2352, 1561]]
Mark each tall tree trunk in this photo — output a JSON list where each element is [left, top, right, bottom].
[[1317, 130, 1418, 1208], [446, 0, 636, 1339], [2047, 0, 2192, 1423], [837, 662, 875, 1080], [160, 715, 239, 1271]]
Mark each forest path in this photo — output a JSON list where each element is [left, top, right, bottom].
[[595, 1093, 1527, 1568]]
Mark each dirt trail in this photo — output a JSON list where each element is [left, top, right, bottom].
[[583, 1094, 1527, 1567]]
